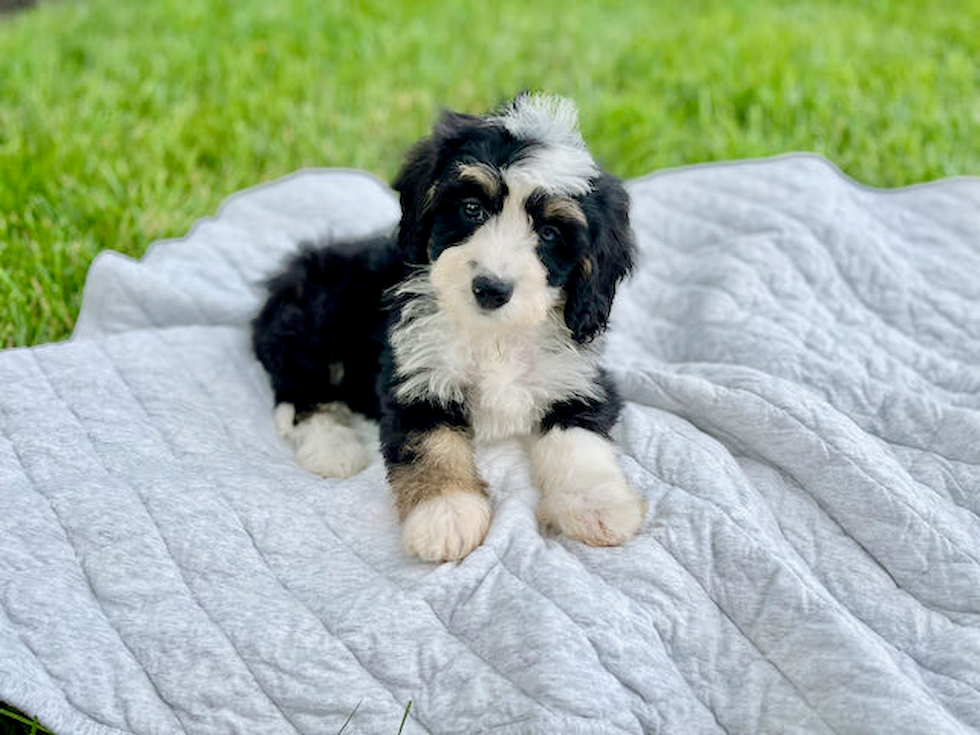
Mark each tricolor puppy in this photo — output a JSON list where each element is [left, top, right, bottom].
[[252, 94, 645, 561]]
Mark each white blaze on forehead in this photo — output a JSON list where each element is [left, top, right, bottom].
[[492, 94, 598, 196], [468, 174, 540, 278]]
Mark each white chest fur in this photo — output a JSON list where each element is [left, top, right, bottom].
[[467, 335, 557, 442], [391, 298, 601, 442]]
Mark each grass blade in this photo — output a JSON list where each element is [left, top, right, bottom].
[[336, 699, 361, 735], [397, 701, 412, 735], [0, 708, 52, 733]]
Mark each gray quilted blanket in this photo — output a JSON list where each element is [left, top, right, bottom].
[[2, 156, 979, 735]]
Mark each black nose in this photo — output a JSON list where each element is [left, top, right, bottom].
[[471, 275, 513, 310]]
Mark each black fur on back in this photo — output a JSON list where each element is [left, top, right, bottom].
[[250, 233, 404, 419]]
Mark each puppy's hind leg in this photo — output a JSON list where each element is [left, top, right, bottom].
[[274, 402, 371, 479]]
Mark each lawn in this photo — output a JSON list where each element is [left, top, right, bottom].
[[1, 0, 978, 730]]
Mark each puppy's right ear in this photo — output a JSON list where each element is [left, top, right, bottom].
[[393, 135, 438, 262], [393, 111, 482, 262]]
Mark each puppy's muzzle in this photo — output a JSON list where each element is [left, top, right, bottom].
[[471, 275, 514, 310]]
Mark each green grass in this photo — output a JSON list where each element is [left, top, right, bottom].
[[1, 705, 50, 735], [1, 0, 979, 348]]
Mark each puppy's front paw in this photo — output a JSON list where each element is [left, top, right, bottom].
[[401, 491, 491, 562], [537, 479, 645, 547]]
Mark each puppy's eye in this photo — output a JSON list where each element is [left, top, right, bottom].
[[461, 199, 488, 223], [539, 224, 562, 244]]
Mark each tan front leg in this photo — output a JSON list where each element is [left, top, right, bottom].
[[389, 427, 491, 562]]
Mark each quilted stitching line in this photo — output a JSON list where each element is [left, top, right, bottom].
[[654, 468, 978, 733], [886, 443, 980, 522], [648, 315, 980, 484], [695, 377, 980, 571], [68, 343, 308, 735], [595, 446, 851, 733], [642, 264, 980, 414], [277, 525, 582, 728], [644, 514, 843, 735], [620, 406, 975, 732], [856, 431, 980, 524], [626, 387, 980, 720], [638, 308, 980, 424], [692, 420, 980, 633], [0, 433, 131, 735], [173, 226, 268, 330], [679, 179, 980, 350], [0, 364, 187, 735], [638, 396, 980, 629], [308, 528, 589, 730], [842, 407, 980, 471], [640, 202, 980, 401], [749, 456, 980, 711], [626, 357, 980, 549], [122, 276, 165, 331], [841, 186, 980, 302], [810, 226, 980, 381], [516, 483, 831, 735], [686, 416, 980, 726], [231, 518, 429, 732], [503, 492, 740, 735], [0, 599, 132, 735], [488, 547, 690, 735], [646, 182, 980, 376], [700, 166, 980, 270]]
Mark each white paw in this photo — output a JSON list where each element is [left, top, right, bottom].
[[537, 479, 645, 546], [401, 491, 491, 562], [273, 403, 370, 478], [531, 427, 646, 547]]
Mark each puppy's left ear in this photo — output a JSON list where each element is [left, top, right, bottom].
[[564, 173, 636, 343]]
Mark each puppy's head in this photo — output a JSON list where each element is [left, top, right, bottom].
[[394, 94, 635, 343]]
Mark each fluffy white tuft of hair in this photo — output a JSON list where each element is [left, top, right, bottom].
[[496, 93, 586, 151], [401, 490, 492, 562], [274, 402, 370, 479], [493, 93, 599, 196], [531, 426, 645, 546]]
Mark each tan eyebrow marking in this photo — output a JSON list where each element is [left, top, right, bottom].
[[457, 162, 501, 198], [543, 197, 587, 226]]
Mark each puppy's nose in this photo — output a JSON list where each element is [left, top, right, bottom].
[[471, 275, 513, 310]]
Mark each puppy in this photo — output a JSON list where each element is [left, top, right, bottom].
[[252, 93, 645, 561]]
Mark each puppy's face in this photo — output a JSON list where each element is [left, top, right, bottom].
[[395, 94, 635, 343], [426, 164, 589, 332]]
